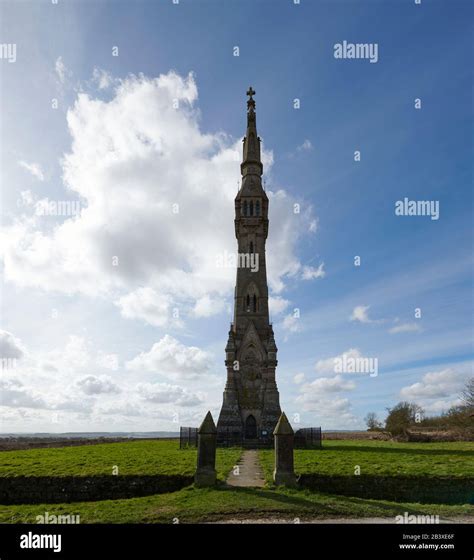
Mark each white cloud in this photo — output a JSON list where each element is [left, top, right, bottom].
[[422, 398, 463, 414], [76, 375, 120, 395], [2, 71, 316, 325], [18, 161, 45, 181], [315, 348, 363, 375], [116, 287, 182, 327], [294, 392, 359, 427], [269, 296, 290, 316], [301, 262, 325, 280], [389, 322, 422, 334], [126, 334, 212, 380], [350, 305, 373, 323], [137, 382, 203, 407], [296, 139, 313, 152], [192, 294, 225, 318], [0, 378, 47, 408], [302, 375, 356, 394], [92, 67, 114, 90], [400, 368, 465, 400]]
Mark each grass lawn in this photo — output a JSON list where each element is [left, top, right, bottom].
[[259, 440, 474, 482], [0, 440, 242, 480], [0, 440, 241, 480], [0, 485, 472, 524], [0, 439, 472, 523]]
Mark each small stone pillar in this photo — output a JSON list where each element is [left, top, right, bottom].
[[273, 412, 297, 487], [194, 411, 217, 487]]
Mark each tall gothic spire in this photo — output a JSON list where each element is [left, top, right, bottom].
[[241, 86, 263, 177], [217, 87, 281, 445]]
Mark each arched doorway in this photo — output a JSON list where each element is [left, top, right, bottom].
[[245, 415, 257, 439]]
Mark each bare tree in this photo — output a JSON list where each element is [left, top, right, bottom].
[[364, 412, 382, 431], [460, 377, 474, 409]]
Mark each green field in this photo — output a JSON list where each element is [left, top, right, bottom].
[[0, 439, 473, 523], [0, 440, 239, 479], [260, 440, 474, 481], [1, 486, 472, 524]]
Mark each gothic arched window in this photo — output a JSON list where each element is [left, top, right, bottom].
[[253, 294, 257, 312], [256, 200, 260, 216], [249, 241, 254, 254], [243, 201, 248, 216], [246, 294, 250, 312], [249, 201, 254, 216]]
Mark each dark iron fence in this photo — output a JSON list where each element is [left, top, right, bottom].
[[179, 427, 198, 449], [294, 427, 322, 449], [181, 425, 321, 449]]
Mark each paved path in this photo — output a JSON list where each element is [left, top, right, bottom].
[[226, 449, 266, 488]]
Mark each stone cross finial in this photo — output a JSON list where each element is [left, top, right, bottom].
[[247, 87, 256, 111]]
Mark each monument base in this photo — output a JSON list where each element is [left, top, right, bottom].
[[194, 467, 217, 487]]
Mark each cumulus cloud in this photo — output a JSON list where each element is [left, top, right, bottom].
[[0, 378, 47, 408], [302, 375, 356, 394], [76, 375, 121, 395], [315, 348, 364, 375], [126, 334, 212, 380], [116, 287, 182, 327], [1, 71, 316, 326], [400, 368, 465, 400], [137, 382, 203, 407], [192, 294, 226, 318], [295, 392, 359, 426]]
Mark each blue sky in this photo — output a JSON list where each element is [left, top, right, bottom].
[[0, 0, 472, 432]]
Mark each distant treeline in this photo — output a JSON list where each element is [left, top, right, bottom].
[[365, 378, 473, 441]]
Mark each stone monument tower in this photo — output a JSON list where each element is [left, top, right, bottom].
[[217, 88, 282, 445]]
